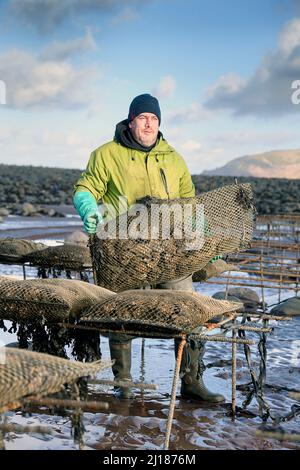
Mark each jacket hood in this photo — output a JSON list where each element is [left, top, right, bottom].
[[114, 119, 166, 153]]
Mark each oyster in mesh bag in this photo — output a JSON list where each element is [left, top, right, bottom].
[[90, 183, 254, 291], [0, 278, 115, 322], [0, 347, 111, 412], [23, 244, 92, 270], [0, 238, 46, 263], [81, 289, 242, 336]]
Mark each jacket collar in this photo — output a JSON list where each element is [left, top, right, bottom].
[[114, 119, 170, 154]]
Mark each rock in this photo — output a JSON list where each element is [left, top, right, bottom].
[[40, 207, 65, 217], [0, 208, 10, 216], [270, 297, 300, 317], [16, 204, 65, 218], [212, 287, 261, 311], [210, 293, 243, 321], [47, 208, 56, 217], [21, 202, 38, 216], [51, 209, 64, 217], [212, 291, 242, 303], [64, 230, 88, 245], [6, 194, 19, 204]]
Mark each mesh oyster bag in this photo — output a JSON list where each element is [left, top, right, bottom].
[[0, 278, 115, 322], [23, 243, 92, 270], [90, 183, 255, 291], [80, 290, 242, 336], [0, 238, 46, 263], [0, 347, 110, 412]]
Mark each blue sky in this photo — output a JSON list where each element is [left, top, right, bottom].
[[0, 0, 300, 173]]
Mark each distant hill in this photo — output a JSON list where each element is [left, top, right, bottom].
[[203, 149, 300, 179]]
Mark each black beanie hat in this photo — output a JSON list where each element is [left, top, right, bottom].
[[128, 93, 161, 124]]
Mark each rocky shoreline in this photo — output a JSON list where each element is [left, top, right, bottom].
[[192, 174, 300, 215], [0, 164, 299, 216], [0, 203, 65, 220]]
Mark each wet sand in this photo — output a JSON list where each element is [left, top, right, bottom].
[[2, 318, 300, 451], [0, 217, 299, 450]]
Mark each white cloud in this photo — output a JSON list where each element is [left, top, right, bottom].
[[163, 128, 222, 173], [166, 101, 213, 124], [0, 127, 98, 168], [180, 140, 202, 153], [183, 146, 225, 174], [163, 124, 300, 174], [278, 17, 300, 55], [10, 0, 68, 32], [0, 48, 101, 109], [204, 18, 300, 117], [213, 129, 298, 147], [40, 29, 97, 61], [0, 127, 14, 143], [10, 0, 143, 32], [111, 7, 138, 25], [153, 75, 176, 100], [205, 74, 246, 101]]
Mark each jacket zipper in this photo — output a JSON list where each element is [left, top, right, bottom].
[[160, 168, 170, 199], [145, 153, 152, 195]]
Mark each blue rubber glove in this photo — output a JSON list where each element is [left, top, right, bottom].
[[209, 255, 223, 264], [73, 191, 102, 234]]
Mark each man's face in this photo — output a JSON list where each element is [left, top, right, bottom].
[[128, 112, 159, 147]]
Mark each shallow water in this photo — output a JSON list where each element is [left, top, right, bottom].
[[0, 217, 299, 450], [1, 316, 300, 451], [0, 214, 81, 240]]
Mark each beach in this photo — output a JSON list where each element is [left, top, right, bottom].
[[0, 213, 299, 450]]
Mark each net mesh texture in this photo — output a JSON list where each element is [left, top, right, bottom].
[[81, 289, 242, 336], [0, 347, 110, 412], [90, 183, 255, 291], [23, 244, 92, 271], [0, 238, 46, 263], [0, 278, 115, 322]]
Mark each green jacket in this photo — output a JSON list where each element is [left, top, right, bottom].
[[74, 135, 195, 217]]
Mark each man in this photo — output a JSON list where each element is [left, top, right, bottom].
[[73, 93, 224, 403]]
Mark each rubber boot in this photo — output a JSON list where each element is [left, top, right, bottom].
[[109, 338, 134, 399], [175, 338, 225, 403]]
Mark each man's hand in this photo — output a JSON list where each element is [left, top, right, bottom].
[[73, 191, 102, 234], [84, 212, 100, 234]]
